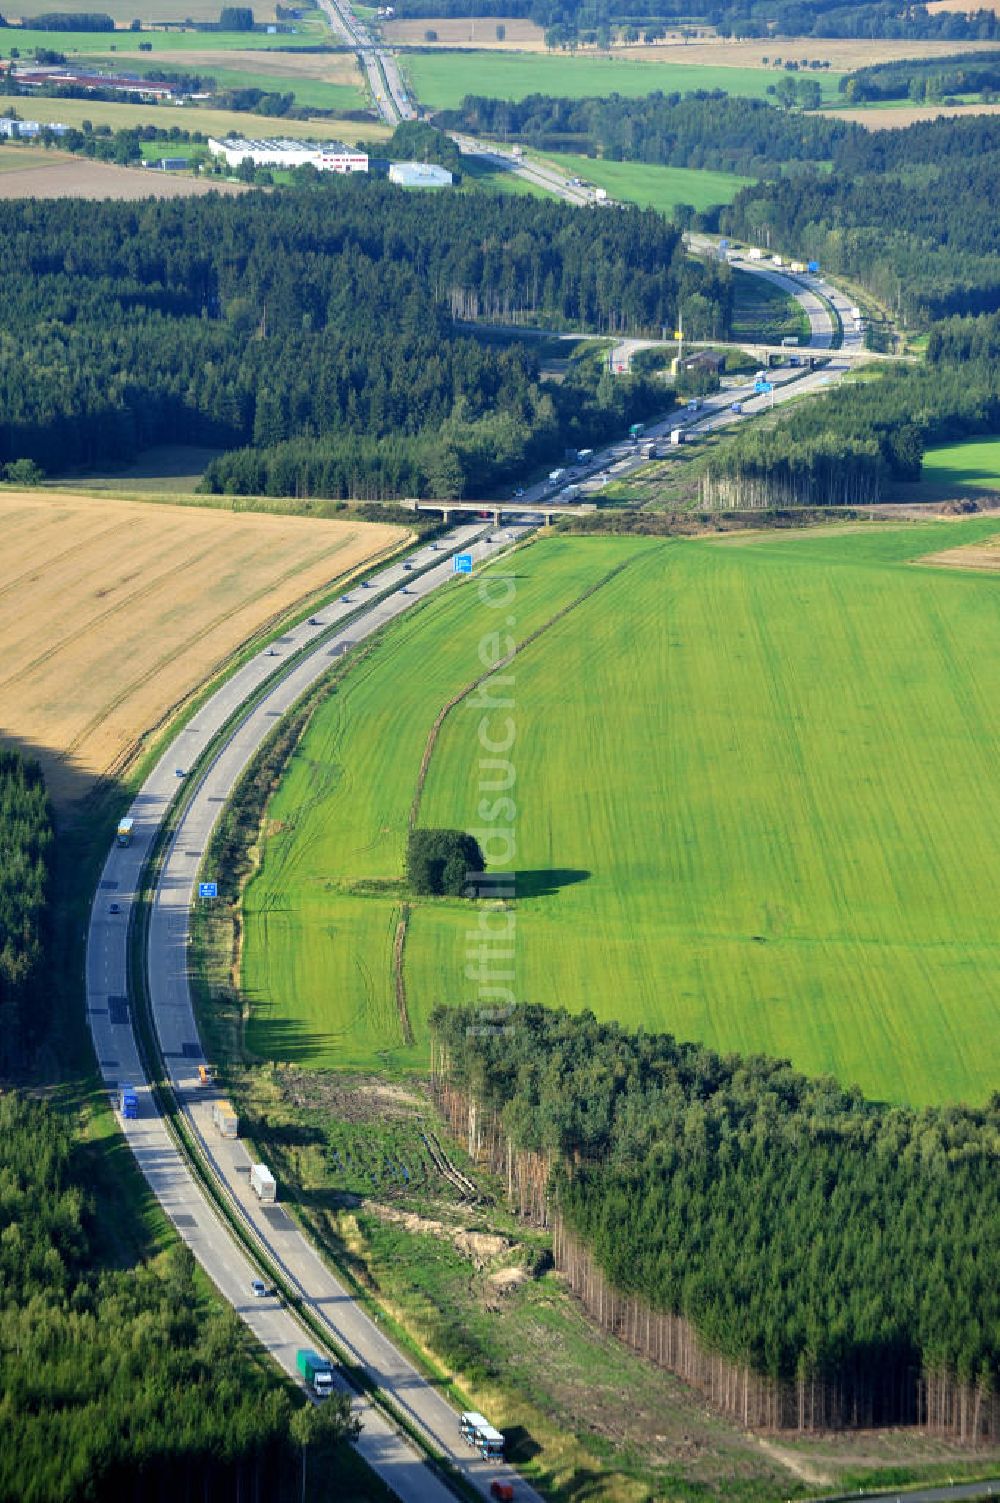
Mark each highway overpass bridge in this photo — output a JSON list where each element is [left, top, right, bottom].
[[401, 498, 597, 525]]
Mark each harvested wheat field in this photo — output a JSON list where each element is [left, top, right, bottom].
[[148, 47, 362, 84], [383, 17, 1000, 67], [0, 153, 247, 200], [826, 99, 1000, 126], [0, 491, 406, 812]]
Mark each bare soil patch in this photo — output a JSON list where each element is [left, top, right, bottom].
[[0, 153, 247, 199], [921, 536, 1000, 571], [930, 0, 1000, 12], [370, 1204, 512, 1265], [0, 491, 405, 811], [277, 1067, 426, 1122], [827, 99, 1000, 127]]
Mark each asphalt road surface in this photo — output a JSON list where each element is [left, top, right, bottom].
[[86, 522, 543, 1503]]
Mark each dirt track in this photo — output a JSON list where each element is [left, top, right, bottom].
[[0, 491, 405, 811]]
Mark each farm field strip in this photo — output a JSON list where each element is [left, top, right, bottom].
[[383, 18, 1000, 70], [0, 95, 392, 138], [402, 50, 846, 108], [0, 491, 404, 811], [243, 522, 1000, 1106], [0, 153, 248, 195], [0, 20, 331, 52]]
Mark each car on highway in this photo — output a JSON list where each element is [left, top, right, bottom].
[[340, 595, 351, 603], [109, 902, 120, 915], [249, 1278, 270, 1299], [402, 561, 413, 570], [730, 402, 743, 414], [308, 617, 322, 626], [400, 586, 412, 595], [175, 767, 185, 778], [266, 648, 278, 657], [360, 579, 371, 587]]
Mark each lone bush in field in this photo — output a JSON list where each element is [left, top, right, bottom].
[[407, 829, 484, 896]]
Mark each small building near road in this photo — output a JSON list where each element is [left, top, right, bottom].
[[388, 161, 453, 188], [677, 351, 726, 376], [207, 137, 368, 173]]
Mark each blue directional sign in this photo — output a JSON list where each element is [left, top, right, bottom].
[[754, 380, 773, 394], [198, 882, 218, 900], [453, 553, 473, 575]]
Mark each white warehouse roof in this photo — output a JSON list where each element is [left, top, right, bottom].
[[208, 136, 368, 173], [388, 161, 453, 188]]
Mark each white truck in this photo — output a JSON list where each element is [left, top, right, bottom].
[[212, 1102, 239, 1139], [250, 1163, 277, 1202]]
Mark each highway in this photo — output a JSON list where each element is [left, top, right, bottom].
[[86, 522, 543, 1503], [316, 0, 414, 121]]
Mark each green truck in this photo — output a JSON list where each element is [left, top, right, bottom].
[[296, 1348, 334, 1398]]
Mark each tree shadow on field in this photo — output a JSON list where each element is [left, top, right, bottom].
[[515, 868, 590, 900]]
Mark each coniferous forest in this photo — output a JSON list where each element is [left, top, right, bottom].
[[0, 750, 52, 1075], [0, 748, 357, 1500], [431, 1005, 999, 1441], [0, 185, 725, 496]]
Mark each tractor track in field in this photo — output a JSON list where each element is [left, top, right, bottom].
[[408, 552, 638, 831]]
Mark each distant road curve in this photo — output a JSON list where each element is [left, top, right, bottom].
[[814, 1479, 999, 1503]]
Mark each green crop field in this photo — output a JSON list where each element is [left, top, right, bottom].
[[241, 521, 1000, 1106], [535, 150, 751, 214], [922, 436, 1000, 493], [402, 49, 844, 109], [0, 19, 330, 52]]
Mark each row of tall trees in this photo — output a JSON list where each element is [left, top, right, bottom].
[[0, 750, 51, 1075], [440, 89, 857, 178], [389, 0, 1000, 41], [0, 187, 718, 491], [430, 1004, 999, 1438]]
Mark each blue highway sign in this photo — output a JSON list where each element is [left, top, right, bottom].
[[198, 882, 218, 899], [453, 553, 473, 574]]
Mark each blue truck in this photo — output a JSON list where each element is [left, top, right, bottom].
[[119, 1084, 138, 1120], [296, 1348, 334, 1397]]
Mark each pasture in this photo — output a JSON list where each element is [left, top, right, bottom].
[[241, 521, 1000, 1106], [0, 491, 404, 811], [0, 18, 329, 51], [402, 50, 846, 109], [534, 150, 750, 213], [922, 435, 1000, 494]]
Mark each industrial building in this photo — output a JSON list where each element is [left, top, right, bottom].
[[388, 161, 453, 188], [0, 117, 70, 138], [207, 137, 368, 173]]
